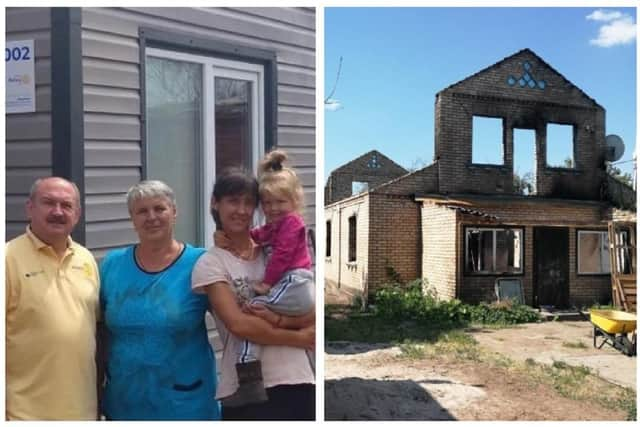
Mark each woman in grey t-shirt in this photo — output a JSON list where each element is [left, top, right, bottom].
[[192, 168, 315, 420]]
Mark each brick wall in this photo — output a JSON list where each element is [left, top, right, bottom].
[[324, 194, 370, 299], [434, 49, 606, 200], [325, 150, 407, 204], [324, 164, 438, 300], [367, 194, 421, 294], [455, 197, 612, 306], [372, 164, 438, 196], [422, 203, 458, 300], [324, 175, 333, 208]]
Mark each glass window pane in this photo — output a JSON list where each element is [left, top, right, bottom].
[[467, 230, 480, 272], [579, 232, 605, 273], [480, 230, 494, 272], [215, 77, 252, 172], [495, 230, 509, 272], [467, 228, 522, 274], [600, 233, 610, 273], [512, 229, 522, 271], [496, 229, 522, 273], [146, 56, 202, 246], [467, 229, 494, 272]]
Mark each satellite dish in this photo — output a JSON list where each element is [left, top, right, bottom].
[[605, 134, 625, 162]]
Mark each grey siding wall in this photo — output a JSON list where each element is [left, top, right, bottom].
[[80, 7, 316, 259], [6, 8, 53, 240], [79, 7, 316, 363]]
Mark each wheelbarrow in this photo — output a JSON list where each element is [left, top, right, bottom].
[[590, 309, 636, 357]]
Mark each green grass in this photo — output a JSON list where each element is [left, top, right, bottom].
[[441, 341, 636, 420], [522, 359, 635, 420], [325, 306, 464, 343], [398, 341, 426, 359], [614, 388, 637, 421]]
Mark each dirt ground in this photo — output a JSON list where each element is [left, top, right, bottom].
[[468, 320, 636, 389], [325, 321, 635, 421]]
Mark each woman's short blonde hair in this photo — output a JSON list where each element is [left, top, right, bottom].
[[126, 180, 176, 213]]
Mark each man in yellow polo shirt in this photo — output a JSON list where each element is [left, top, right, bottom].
[[5, 177, 100, 420]]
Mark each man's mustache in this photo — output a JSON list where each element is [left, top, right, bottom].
[[46, 215, 67, 224]]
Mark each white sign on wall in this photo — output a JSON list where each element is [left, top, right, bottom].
[[6, 40, 36, 113]]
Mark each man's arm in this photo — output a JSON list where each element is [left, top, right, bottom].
[[5, 249, 18, 314]]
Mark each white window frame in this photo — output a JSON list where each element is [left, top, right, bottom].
[[465, 227, 523, 274], [146, 48, 265, 248], [577, 230, 610, 275]]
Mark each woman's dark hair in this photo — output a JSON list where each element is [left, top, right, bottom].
[[210, 167, 259, 229]]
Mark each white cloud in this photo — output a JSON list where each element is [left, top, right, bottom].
[[325, 99, 343, 111], [587, 10, 637, 47], [587, 10, 624, 22]]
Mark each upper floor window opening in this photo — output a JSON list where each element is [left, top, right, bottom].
[[546, 123, 575, 169], [472, 116, 504, 165]]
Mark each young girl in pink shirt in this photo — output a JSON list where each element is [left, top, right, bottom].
[[250, 149, 314, 301]]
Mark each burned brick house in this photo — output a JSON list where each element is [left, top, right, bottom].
[[324, 48, 636, 308]]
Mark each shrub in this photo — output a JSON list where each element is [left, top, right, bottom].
[[374, 280, 425, 320], [373, 280, 539, 326], [467, 300, 540, 325]]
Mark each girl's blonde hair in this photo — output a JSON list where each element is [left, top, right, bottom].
[[258, 149, 304, 212]]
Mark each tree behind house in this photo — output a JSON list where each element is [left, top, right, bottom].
[[607, 163, 634, 188], [513, 171, 534, 195]]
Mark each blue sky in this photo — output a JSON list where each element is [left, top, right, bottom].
[[324, 7, 637, 182]]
